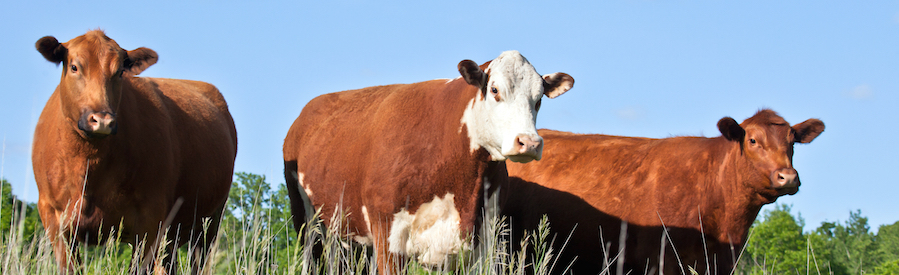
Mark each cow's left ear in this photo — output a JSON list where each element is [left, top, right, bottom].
[[458, 59, 487, 88], [36, 36, 67, 65], [542, 73, 574, 99], [124, 47, 158, 75], [792, 118, 824, 143], [717, 117, 745, 142]]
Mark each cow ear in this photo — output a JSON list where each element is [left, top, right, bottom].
[[124, 47, 158, 75], [36, 36, 67, 65], [717, 117, 745, 142], [458, 59, 487, 88], [792, 118, 824, 143], [542, 72, 574, 99]]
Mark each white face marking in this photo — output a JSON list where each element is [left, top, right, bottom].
[[387, 193, 466, 267], [296, 172, 315, 222], [460, 50, 546, 162]]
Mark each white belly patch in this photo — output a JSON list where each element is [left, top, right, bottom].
[[387, 193, 465, 267]]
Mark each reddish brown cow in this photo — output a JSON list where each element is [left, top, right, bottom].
[[498, 109, 824, 275], [283, 51, 574, 273], [32, 30, 237, 274]]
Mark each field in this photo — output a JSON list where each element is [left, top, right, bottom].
[[2, 173, 897, 274]]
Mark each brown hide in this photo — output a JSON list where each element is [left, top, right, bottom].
[[284, 52, 574, 273], [284, 78, 493, 273], [32, 30, 237, 274], [500, 109, 824, 275]]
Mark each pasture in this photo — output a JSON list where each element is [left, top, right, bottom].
[[2, 174, 897, 274]]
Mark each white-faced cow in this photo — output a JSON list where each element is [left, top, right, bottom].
[[283, 51, 574, 273], [32, 30, 237, 274], [498, 109, 824, 275]]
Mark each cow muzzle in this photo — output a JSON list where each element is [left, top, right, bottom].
[[505, 134, 543, 163], [771, 168, 800, 194], [78, 111, 117, 137]]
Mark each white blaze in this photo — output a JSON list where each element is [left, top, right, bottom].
[[459, 50, 545, 161]]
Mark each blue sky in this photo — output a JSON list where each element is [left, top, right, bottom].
[[2, 2, 897, 232]]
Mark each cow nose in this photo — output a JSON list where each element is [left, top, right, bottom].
[[78, 111, 117, 136], [508, 134, 543, 163], [772, 168, 799, 189]]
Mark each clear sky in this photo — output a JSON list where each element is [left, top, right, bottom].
[[2, 2, 897, 232]]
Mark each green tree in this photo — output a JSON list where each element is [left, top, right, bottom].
[[871, 222, 899, 275], [0, 179, 42, 243], [740, 204, 812, 274], [216, 172, 296, 274], [872, 260, 899, 275], [877, 222, 899, 262], [815, 210, 880, 275]]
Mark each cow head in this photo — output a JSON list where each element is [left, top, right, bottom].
[[459, 51, 574, 163], [718, 109, 825, 198], [36, 30, 157, 139]]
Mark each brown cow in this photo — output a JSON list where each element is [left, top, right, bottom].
[[32, 30, 237, 274], [498, 109, 824, 275], [283, 51, 574, 273]]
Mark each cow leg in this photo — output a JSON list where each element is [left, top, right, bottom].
[[189, 210, 223, 275], [133, 222, 174, 275], [284, 160, 325, 265], [284, 160, 308, 233], [370, 225, 408, 275], [161, 234, 182, 275], [134, 231, 180, 275], [39, 203, 81, 274], [50, 230, 81, 274]]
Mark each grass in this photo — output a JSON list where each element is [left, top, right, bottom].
[[0, 184, 864, 275], [0, 197, 571, 275], [0, 203, 829, 275]]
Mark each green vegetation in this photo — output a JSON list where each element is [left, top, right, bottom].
[[1, 174, 898, 274], [738, 205, 899, 275], [1, 178, 42, 243]]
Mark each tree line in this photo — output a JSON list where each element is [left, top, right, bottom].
[[738, 204, 899, 274]]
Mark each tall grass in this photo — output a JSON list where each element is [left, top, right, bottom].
[[4, 180, 862, 275], [0, 198, 566, 275], [0, 200, 809, 275]]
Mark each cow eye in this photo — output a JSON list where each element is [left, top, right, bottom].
[[489, 87, 501, 101], [749, 138, 757, 145], [70, 65, 78, 73]]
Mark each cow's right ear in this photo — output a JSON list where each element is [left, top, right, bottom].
[[717, 117, 745, 142], [542, 72, 574, 99], [124, 47, 158, 76], [458, 60, 487, 88], [36, 36, 67, 65]]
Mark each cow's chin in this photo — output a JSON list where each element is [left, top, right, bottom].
[[506, 154, 538, 163], [777, 186, 800, 196], [77, 129, 113, 140]]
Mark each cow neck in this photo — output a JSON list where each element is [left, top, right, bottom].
[[441, 77, 497, 233], [711, 137, 767, 246], [58, 81, 135, 192], [443, 77, 492, 167]]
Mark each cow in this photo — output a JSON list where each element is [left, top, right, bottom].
[[32, 30, 237, 274], [283, 50, 574, 274], [498, 109, 824, 275]]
